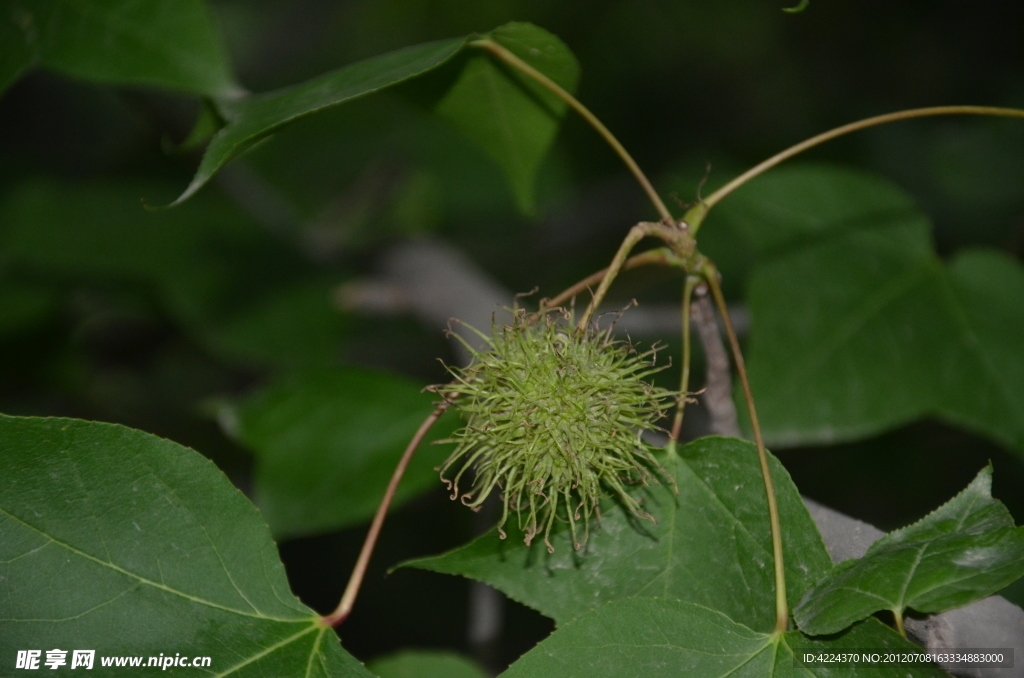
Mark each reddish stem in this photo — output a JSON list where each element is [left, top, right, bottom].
[[537, 247, 684, 317], [321, 399, 451, 627]]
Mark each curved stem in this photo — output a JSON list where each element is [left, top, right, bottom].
[[687, 105, 1024, 233], [322, 399, 452, 627], [537, 247, 685, 317], [470, 37, 674, 224], [701, 260, 788, 633], [576, 222, 657, 331], [669, 276, 700, 442], [893, 609, 907, 639]]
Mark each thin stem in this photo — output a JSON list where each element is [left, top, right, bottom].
[[576, 223, 655, 331], [669, 276, 700, 442], [893, 609, 907, 639], [701, 259, 788, 634], [470, 38, 674, 224], [687, 105, 1024, 233], [322, 399, 452, 627], [537, 247, 685, 317]]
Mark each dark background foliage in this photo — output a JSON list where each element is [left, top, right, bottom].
[[2, 0, 1023, 672]]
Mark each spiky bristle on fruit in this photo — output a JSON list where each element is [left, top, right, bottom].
[[433, 307, 674, 552]]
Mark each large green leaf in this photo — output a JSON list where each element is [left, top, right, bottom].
[[794, 465, 1024, 635], [172, 37, 468, 205], [174, 22, 580, 209], [500, 599, 946, 678], [707, 163, 1024, 453], [435, 22, 579, 214], [0, 0, 237, 96], [404, 437, 832, 632], [741, 217, 947, 446], [368, 650, 488, 678], [0, 415, 372, 676], [226, 367, 460, 539]]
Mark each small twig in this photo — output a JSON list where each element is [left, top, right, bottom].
[[321, 398, 453, 627], [537, 247, 685, 317], [576, 223, 657, 332], [690, 288, 740, 438], [575, 221, 697, 332]]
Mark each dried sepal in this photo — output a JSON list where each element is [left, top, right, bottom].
[[434, 308, 674, 552]]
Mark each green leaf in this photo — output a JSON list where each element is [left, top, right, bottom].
[[172, 37, 467, 205], [741, 215, 946, 446], [794, 465, 1024, 635], [0, 415, 373, 676], [500, 599, 946, 678], [404, 437, 832, 632], [164, 97, 226, 154], [226, 367, 460, 539], [436, 23, 579, 214], [713, 163, 1024, 453], [2, 0, 238, 96], [368, 650, 487, 678]]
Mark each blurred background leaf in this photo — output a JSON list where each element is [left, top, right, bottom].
[[222, 366, 460, 539], [0, 0, 239, 96]]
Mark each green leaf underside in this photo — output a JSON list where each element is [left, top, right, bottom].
[[403, 437, 832, 632], [794, 465, 1024, 635], [1, 0, 237, 97], [172, 37, 468, 205], [0, 415, 372, 677], [367, 650, 488, 678], [436, 22, 579, 214], [501, 599, 947, 678], [232, 367, 460, 539], [713, 163, 1024, 453]]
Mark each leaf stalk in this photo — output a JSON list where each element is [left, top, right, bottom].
[[537, 247, 685, 318], [575, 221, 696, 331], [669, 276, 701, 443], [701, 260, 788, 634], [470, 37, 675, 225], [322, 399, 452, 627], [685, 105, 1024, 233]]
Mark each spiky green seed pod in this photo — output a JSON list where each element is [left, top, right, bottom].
[[434, 308, 674, 552]]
